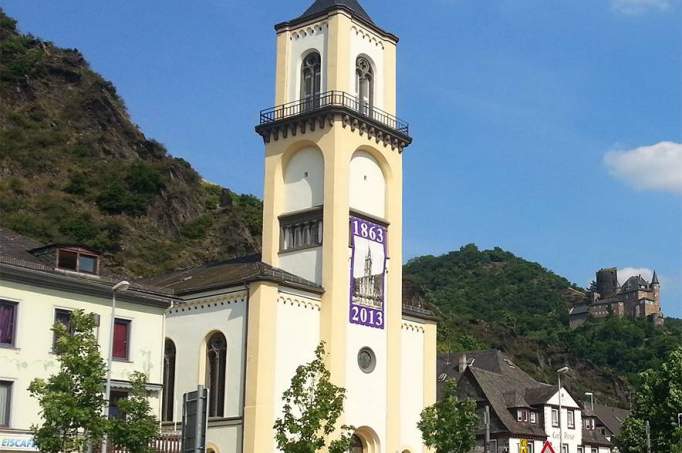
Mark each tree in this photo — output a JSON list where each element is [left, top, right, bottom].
[[28, 310, 108, 452], [274, 342, 354, 453], [108, 371, 160, 453], [616, 347, 682, 452], [418, 380, 478, 453]]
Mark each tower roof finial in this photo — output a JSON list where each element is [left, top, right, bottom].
[[651, 270, 660, 285]]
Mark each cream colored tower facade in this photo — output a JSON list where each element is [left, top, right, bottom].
[[244, 1, 437, 452]]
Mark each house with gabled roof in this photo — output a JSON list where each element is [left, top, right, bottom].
[[439, 350, 619, 453]]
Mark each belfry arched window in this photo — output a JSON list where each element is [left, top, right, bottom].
[[301, 52, 321, 110], [356, 56, 374, 116], [206, 332, 227, 417], [162, 339, 176, 422]]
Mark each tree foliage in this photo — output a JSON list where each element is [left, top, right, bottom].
[[616, 347, 682, 452], [28, 310, 107, 453], [418, 380, 478, 453], [274, 343, 354, 453], [109, 371, 160, 453]]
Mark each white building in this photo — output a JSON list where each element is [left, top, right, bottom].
[[440, 350, 619, 453], [153, 0, 438, 451], [0, 227, 171, 453]]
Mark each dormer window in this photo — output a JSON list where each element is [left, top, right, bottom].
[[57, 248, 100, 275]]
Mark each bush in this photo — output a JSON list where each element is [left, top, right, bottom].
[[180, 215, 213, 240], [126, 162, 164, 195], [96, 182, 147, 216]]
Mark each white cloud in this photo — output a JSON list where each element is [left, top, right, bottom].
[[611, 0, 673, 14], [604, 141, 682, 195], [618, 267, 654, 285]]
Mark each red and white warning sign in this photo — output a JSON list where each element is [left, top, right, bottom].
[[541, 441, 556, 453]]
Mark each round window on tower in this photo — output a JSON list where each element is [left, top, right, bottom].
[[357, 347, 376, 374]]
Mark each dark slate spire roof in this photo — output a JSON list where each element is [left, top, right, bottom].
[[652, 270, 660, 285], [276, 0, 398, 41], [297, 0, 375, 24]]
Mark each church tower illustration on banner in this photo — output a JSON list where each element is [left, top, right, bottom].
[[244, 0, 437, 451]]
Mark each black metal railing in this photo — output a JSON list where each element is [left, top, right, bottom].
[[259, 91, 409, 135]]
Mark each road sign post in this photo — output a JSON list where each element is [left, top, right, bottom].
[[181, 385, 209, 453]]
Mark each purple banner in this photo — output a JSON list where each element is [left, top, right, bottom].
[[349, 216, 387, 329]]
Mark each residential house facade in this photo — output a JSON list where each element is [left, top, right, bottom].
[[0, 227, 171, 453]]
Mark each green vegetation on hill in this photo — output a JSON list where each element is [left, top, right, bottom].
[[404, 244, 682, 405], [0, 9, 262, 276]]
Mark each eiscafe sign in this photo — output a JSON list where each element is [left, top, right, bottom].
[[0, 434, 38, 451]]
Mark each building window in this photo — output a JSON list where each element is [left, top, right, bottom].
[[108, 390, 128, 419], [52, 308, 72, 350], [0, 301, 17, 347], [567, 409, 575, 429], [356, 56, 374, 116], [552, 408, 559, 427], [577, 447, 583, 453], [530, 411, 537, 424], [517, 410, 523, 422], [112, 319, 130, 360], [162, 339, 176, 422], [562, 444, 568, 453], [591, 448, 597, 453], [57, 248, 99, 275], [528, 443, 534, 453], [301, 52, 321, 110], [0, 381, 11, 427], [280, 209, 323, 252], [206, 332, 227, 418], [523, 410, 528, 422]]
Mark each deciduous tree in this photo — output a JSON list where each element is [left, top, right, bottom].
[[108, 371, 160, 453], [274, 342, 354, 453], [418, 380, 478, 453], [616, 347, 682, 452], [28, 310, 107, 452]]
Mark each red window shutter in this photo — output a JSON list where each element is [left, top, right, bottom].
[[113, 320, 128, 359]]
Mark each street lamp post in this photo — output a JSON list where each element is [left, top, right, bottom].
[[557, 367, 570, 453], [101, 280, 130, 453]]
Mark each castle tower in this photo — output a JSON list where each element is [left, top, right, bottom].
[[243, 1, 434, 451]]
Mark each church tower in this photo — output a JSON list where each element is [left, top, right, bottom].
[[243, 1, 435, 451]]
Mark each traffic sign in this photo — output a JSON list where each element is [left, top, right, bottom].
[[541, 441, 556, 453]]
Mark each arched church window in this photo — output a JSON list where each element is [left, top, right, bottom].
[[162, 339, 176, 421], [348, 434, 364, 453], [301, 52, 321, 110], [206, 332, 227, 417], [356, 56, 374, 116]]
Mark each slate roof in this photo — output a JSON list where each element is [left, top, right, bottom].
[[569, 304, 589, 315], [141, 254, 324, 296], [621, 275, 649, 291], [439, 350, 563, 438], [297, 0, 374, 24], [275, 0, 397, 41], [592, 403, 630, 436], [582, 428, 613, 447], [0, 226, 45, 265]]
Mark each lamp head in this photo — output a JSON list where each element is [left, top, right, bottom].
[[557, 366, 570, 374], [113, 281, 130, 293]]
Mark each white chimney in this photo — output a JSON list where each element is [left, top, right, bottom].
[[458, 353, 468, 373]]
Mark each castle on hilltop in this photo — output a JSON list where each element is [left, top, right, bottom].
[[569, 267, 663, 328]]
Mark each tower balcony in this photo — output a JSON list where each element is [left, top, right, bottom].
[[255, 91, 412, 151]]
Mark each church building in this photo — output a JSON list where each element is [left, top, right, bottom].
[[154, 1, 438, 451]]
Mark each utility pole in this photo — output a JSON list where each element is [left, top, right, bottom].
[[646, 420, 651, 453], [484, 405, 491, 453]]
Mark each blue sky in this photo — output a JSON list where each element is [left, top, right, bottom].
[[2, 0, 681, 315]]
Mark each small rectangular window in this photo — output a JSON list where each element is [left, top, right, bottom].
[[578, 447, 584, 453], [530, 411, 537, 424], [591, 448, 597, 453], [523, 410, 528, 422], [552, 408, 560, 427], [562, 444, 568, 453], [280, 209, 323, 252], [53, 309, 72, 350], [0, 301, 17, 347], [0, 381, 11, 426], [108, 390, 128, 419], [567, 409, 575, 429], [78, 254, 98, 274], [57, 250, 78, 271], [528, 443, 534, 453], [517, 410, 523, 422], [113, 319, 130, 360]]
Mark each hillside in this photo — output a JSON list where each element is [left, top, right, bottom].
[[0, 9, 262, 277], [404, 244, 682, 406]]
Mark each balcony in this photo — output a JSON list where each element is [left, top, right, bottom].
[[255, 91, 412, 151]]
